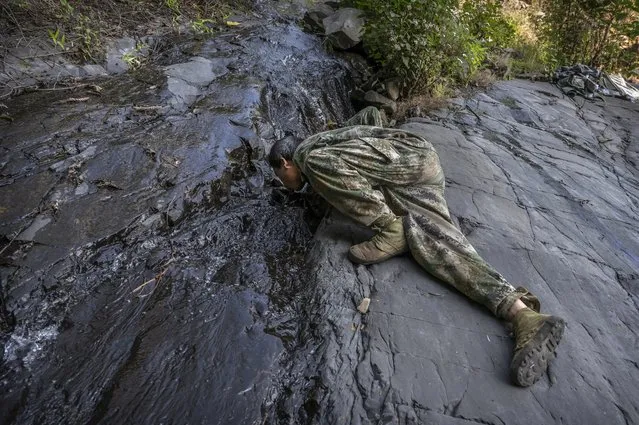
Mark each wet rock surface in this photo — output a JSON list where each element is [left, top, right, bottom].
[[266, 81, 639, 424], [0, 13, 355, 425]]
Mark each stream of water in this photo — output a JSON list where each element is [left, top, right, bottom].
[[0, 9, 356, 424]]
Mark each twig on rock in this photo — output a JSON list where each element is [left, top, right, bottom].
[[55, 97, 90, 104], [0, 223, 28, 257], [133, 105, 164, 112], [131, 258, 176, 295]]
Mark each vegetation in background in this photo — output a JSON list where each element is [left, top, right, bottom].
[[461, 0, 516, 49], [349, 0, 487, 96], [2, 0, 637, 97], [539, 0, 639, 73], [499, 3, 548, 76], [349, 0, 639, 97], [121, 42, 149, 70], [39, 0, 102, 61]]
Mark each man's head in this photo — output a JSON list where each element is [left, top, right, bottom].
[[268, 136, 303, 191]]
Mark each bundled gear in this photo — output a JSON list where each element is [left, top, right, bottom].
[[555, 64, 639, 102]]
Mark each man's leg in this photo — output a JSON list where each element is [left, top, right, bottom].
[[383, 181, 564, 387], [378, 178, 537, 317]]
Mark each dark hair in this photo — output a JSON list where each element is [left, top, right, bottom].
[[268, 135, 301, 169]]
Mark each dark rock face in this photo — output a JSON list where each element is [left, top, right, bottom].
[[266, 80, 639, 424], [351, 88, 398, 116], [0, 20, 355, 425]]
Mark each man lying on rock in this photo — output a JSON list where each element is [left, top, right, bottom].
[[268, 106, 565, 387]]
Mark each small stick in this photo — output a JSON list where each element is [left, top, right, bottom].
[[37, 84, 90, 92], [131, 258, 175, 294], [133, 105, 164, 112], [0, 224, 28, 257], [56, 97, 90, 104], [39, 84, 103, 93]]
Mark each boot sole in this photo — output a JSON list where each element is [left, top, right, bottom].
[[510, 316, 565, 387]]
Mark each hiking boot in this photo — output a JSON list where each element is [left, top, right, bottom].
[[348, 218, 408, 265], [510, 307, 565, 387]]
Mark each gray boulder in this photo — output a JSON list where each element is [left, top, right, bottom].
[[323, 8, 365, 50], [363, 90, 397, 114], [384, 79, 401, 101], [303, 4, 336, 32]]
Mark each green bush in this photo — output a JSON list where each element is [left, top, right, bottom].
[[509, 40, 557, 76], [349, 0, 531, 95], [351, 0, 491, 95], [347, 0, 637, 96], [461, 0, 516, 49]]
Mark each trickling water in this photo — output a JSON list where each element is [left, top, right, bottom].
[[0, 13, 355, 425]]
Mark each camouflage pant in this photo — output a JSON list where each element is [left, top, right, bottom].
[[294, 107, 539, 318]]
